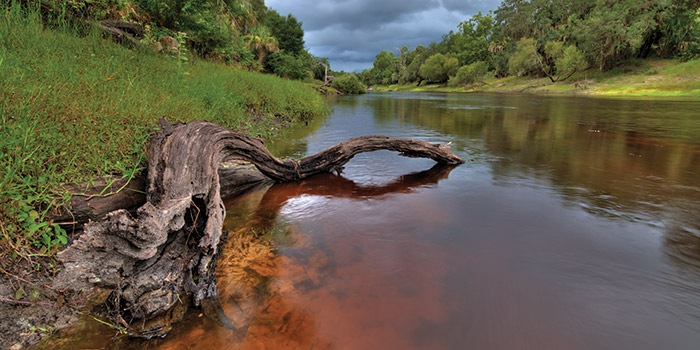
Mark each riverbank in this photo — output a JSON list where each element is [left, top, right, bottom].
[[374, 59, 700, 98], [0, 4, 328, 349]]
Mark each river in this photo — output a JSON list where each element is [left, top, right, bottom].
[[55, 92, 700, 349]]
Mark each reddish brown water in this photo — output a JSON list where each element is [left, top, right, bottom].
[[52, 93, 700, 350]]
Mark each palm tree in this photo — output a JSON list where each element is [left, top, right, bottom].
[[243, 27, 279, 66]]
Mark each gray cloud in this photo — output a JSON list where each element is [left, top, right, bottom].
[[441, 0, 495, 15], [269, 0, 440, 31], [266, 0, 501, 71]]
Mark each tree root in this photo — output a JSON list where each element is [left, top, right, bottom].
[[54, 118, 463, 337]]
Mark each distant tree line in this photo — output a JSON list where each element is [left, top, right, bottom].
[[355, 0, 700, 87]]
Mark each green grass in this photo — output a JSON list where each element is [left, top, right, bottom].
[[660, 59, 700, 76], [0, 2, 328, 260], [371, 58, 700, 98]]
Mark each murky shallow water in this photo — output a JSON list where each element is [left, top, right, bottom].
[[52, 93, 700, 349]]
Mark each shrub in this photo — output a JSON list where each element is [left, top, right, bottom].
[[507, 38, 540, 77], [265, 50, 311, 80], [449, 61, 489, 86], [419, 53, 459, 83], [331, 74, 367, 94]]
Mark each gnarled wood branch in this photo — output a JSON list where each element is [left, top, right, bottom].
[[54, 118, 463, 337]]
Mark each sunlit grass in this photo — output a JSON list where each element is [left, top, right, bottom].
[[659, 59, 700, 76], [371, 58, 700, 98]]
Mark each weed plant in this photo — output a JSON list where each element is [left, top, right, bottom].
[[0, 1, 327, 264]]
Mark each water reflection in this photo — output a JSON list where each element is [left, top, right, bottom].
[[49, 92, 700, 349], [355, 92, 700, 249], [118, 164, 458, 350]]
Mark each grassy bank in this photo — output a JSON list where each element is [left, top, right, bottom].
[[0, 2, 328, 259], [375, 59, 700, 98]]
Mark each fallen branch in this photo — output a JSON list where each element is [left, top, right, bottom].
[[98, 23, 146, 49], [54, 118, 464, 337]]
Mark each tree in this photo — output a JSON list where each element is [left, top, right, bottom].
[[398, 45, 428, 84], [419, 53, 459, 84], [449, 61, 489, 86], [371, 50, 399, 85], [543, 41, 586, 82], [243, 27, 279, 66], [507, 38, 540, 76], [399, 45, 409, 69], [332, 74, 367, 94], [265, 50, 309, 80], [311, 56, 331, 83], [264, 10, 305, 55], [453, 12, 495, 66]]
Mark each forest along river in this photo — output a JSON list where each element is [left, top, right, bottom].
[[52, 93, 700, 349]]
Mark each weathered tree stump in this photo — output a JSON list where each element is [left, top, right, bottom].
[[49, 160, 271, 232], [54, 118, 463, 337]]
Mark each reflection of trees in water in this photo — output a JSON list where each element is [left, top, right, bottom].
[[360, 93, 700, 273], [659, 222, 700, 327], [264, 110, 328, 159], [665, 225, 700, 269], [251, 162, 458, 231], [188, 163, 459, 349]]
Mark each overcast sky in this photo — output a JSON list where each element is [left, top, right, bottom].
[[266, 0, 503, 72]]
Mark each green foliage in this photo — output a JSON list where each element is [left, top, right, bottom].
[[419, 53, 459, 84], [541, 41, 586, 81], [665, 4, 700, 60], [11, 0, 316, 71], [265, 50, 310, 80], [507, 38, 540, 77], [258, 11, 316, 81], [133, 0, 250, 61], [0, 2, 327, 258], [368, 50, 399, 85], [398, 45, 427, 84], [450, 12, 495, 66], [0, 112, 71, 257], [358, 0, 699, 85], [264, 10, 304, 55], [494, 0, 687, 71], [449, 61, 489, 86], [331, 74, 367, 94], [555, 45, 586, 78], [243, 26, 279, 66], [310, 56, 330, 81]]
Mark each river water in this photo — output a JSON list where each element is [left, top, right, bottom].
[[57, 92, 700, 349]]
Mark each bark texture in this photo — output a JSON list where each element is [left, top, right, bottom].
[[49, 160, 271, 232], [54, 118, 463, 336]]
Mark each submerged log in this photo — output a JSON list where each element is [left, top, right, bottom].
[[54, 118, 463, 337]]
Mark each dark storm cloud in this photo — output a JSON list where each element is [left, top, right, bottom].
[[266, 0, 501, 71], [268, 0, 440, 31], [442, 0, 495, 15]]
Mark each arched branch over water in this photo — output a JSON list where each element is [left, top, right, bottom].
[[54, 118, 463, 336]]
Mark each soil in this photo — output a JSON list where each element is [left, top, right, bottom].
[[37, 188, 337, 349], [0, 159, 271, 350], [0, 119, 463, 348], [0, 256, 103, 350]]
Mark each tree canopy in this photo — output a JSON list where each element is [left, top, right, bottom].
[[358, 0, 700, 86]]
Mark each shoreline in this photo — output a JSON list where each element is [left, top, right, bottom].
[[371, 58, 700, 99], [0, 160, 274, 350]]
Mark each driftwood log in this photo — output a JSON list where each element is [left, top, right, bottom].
[[54, 118, 463, 336], [49, 160, 271, 232]]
